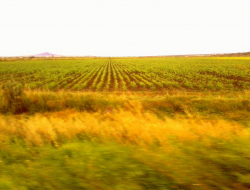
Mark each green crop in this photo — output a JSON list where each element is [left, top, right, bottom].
[[0, 57, 249, 92]]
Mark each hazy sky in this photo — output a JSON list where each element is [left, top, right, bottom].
[[0, 0, 249, 56]]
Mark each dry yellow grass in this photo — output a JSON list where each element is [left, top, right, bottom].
[[1, 108, 250, 189], [0, 109, 248, 147]]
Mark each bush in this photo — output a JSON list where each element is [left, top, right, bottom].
[[1, 81, 28, 114]]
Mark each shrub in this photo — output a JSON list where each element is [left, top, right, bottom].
[[1, 81, 28, 114]]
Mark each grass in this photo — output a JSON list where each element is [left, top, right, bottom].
[[0, 82, 250, 189], [1, 89, 250, 124], [0, 109, 250, 189]]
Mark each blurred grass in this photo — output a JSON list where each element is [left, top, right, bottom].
[[0, 90, 249, 124], [0, 89, 250, 189], [0, 108, 250, 189]]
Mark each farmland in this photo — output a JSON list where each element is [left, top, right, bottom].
[[0, 57, 249, 91], [1, 57, 250, 189]]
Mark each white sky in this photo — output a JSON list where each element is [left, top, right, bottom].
[[0, 0, 250, 57]]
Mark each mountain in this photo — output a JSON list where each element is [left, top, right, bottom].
[[211, 51, 250, 57], [33, 52, 63, 57]]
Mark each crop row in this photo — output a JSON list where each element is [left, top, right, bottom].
[[0, 58, 249, 91]]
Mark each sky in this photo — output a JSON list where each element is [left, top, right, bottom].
[[0, 0, 250, 57]]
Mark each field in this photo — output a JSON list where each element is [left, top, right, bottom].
[[0, 57, 250, 190], [0, 57, 250, 92]]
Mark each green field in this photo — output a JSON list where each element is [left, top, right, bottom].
[[0, 57, 249, 91], [0, 57, 250, 190]]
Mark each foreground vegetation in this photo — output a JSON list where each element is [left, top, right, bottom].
[[1, 88, 250, 123], [0, 87, 250, 189], [0, 57, 250, 189], [1, 108, 250, 190]]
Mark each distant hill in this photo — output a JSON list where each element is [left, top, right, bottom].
[[33, 52, 63, 57], [1, 51, 250, 58], [211, 51, 250, 57]]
